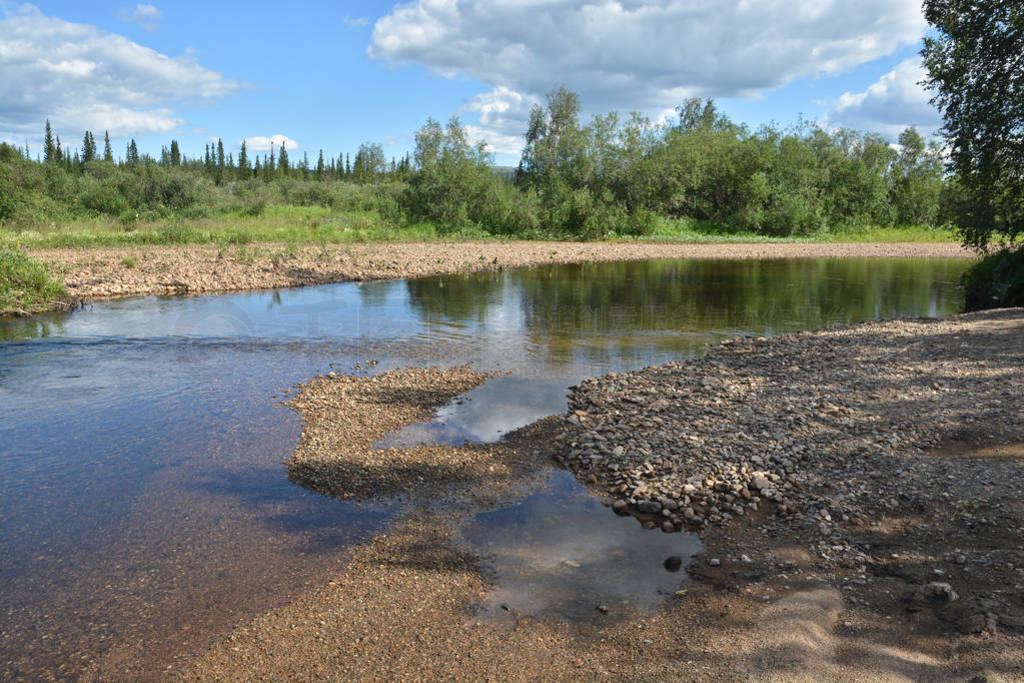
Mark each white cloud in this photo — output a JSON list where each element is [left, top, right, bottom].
[[239, 134, 299, 152], [0, 4, 238, 141], [824, 58, 941, 139], [370, 0, 927, 150], [117, 3, 162, 32], [344, 15, 369, 28]]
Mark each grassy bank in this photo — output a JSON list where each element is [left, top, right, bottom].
[[0, 207, 959, 251], [0, 248, 71, 315]]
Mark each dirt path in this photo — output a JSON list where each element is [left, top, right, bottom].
[[36, 241, 972, 303], [173, 309, 1023, 681]]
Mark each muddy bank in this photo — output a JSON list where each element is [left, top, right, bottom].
[[37, 240, 971, 304], [181, 309, 1024, 680]]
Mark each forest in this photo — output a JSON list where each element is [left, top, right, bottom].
[[0, 91, 950, 244]]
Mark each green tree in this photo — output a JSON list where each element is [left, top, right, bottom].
[[43, 120, 56, 163], [278, 141, 289, 175], [238, 140, 249, 178], [82, 131, 96, 163], [922, 0, 1024, 247], [315, 149, 325, 180], [169, 140, 181, 166], [103, 130, 113, 162], [889, 126, 944, 226]]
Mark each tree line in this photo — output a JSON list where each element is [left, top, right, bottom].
[[2, 92, 950, 238]]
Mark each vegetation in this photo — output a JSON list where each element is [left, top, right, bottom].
[[961, 248, 1024, 311], [0, 247, 70, 314], [922, 0, 1023, 308], [1, 93, 953, 249]]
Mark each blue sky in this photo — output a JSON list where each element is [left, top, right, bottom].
[[0, 1, 942, 166]]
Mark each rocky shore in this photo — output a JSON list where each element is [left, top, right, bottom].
[[35, 240, 970, 304], [179, 308, 1024, 680], [560, 309, 1023, 538]]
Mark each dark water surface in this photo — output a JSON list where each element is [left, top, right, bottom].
[[0, 258, 970, 675]]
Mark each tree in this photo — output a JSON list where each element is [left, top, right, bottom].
[[278, 141, 289, 175], [43, 120, 55, 163], [170, 140, 181, 166], [315, 149, 325, 180], [103, 130, 113, 162], [82, 131, 96, 163], [922, 0, 1024, 248], [238, 140, 249, 178]]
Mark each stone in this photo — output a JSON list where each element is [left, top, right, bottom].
[[751, 476, 770, 491], [664, 556, 683, 572], [921, 582, 959, 604], [709, 558, 721, 567], [637, 500, 662, 514], [661, 520, 675, 533]]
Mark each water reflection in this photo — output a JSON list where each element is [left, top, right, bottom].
[[463, 471, 701, 621]]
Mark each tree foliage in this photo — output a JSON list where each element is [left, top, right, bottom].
[[922, 0, 1024, 248]]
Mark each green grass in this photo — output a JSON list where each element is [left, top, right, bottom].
[[0, 205, 961, 251], [0, 248, 71, 314], [627, 217, 959, 244]]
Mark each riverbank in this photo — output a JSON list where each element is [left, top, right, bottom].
[[177, 308, 1023, 680], [20, 240, 970, 314]]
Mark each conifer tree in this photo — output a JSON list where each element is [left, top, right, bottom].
[[238, 140, 249, 178], [217, 139, 225, 170], [129, 139, 139, 165], [345, 153, 351, 176], [253, 155, 261, 177], [82, 131, 96, 163], [278, 141, 289, 175], [43, 120, 56, 163], [103, 130, 113, 162], [170, 140, 181, 166], [316, 149, 325, 180], [54, 135, 63, 163]]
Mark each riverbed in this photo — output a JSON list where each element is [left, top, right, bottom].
[[0, 255, 972, 677]]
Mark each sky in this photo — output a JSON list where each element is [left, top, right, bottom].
[[0, 0, 943, 166]]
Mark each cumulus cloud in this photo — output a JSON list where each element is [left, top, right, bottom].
[[239, 134, 299, 152], [370, 0, 927, 147], [117, 3, 162, 32], [0, 4, 238, 141], [824, 58, 941, 140]]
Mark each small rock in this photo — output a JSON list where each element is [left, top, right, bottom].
[[921, 582, 959, 604], [664, 556, 683, 572], [709, 558, 721, 567]]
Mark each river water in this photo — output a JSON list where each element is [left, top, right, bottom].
[[0, 257, 970, 676]]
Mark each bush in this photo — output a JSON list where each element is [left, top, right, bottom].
[[962, 247, 1024, 311], [0, 247, 69, 312]]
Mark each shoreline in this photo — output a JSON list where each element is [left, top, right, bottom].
[[15, 240, 973, 316], [178, 308, 1023, 680]]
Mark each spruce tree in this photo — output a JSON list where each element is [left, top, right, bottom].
[[316, 149, 325, 180], [170, 140, 181, 166], [54, 135, 63, 163], [217, 139, 225, 170], [103, 130, 113, 162], [43, 120, 56, 163], [278, 141, 289, 175], [238, 140, 249, 179]]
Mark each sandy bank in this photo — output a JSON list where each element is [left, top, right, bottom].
[[36, 240, 971, 304], [178, 308, 1023, 680]]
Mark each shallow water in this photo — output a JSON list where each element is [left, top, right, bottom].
[[0, 257, 971, 675]]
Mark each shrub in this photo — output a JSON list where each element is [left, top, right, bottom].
[[962, 247, 1024, 311]]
